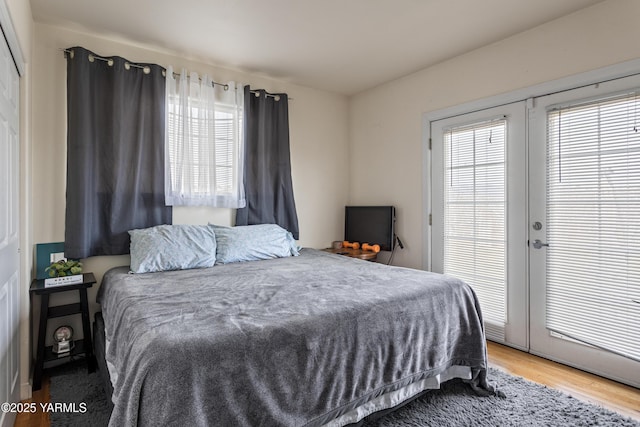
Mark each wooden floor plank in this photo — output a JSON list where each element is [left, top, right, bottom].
[[13, 376, 50, 427], [13, 344, 640, 426], [487, 341, 640, 422]]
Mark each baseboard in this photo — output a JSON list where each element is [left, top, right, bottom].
[[20, 380, 32, 400]]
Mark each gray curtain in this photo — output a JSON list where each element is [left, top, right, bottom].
[[236, 86, 299, 239], [65, 46, 171, 259]]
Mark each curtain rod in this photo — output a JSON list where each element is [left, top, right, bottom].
[[61, 48, 292, 100], [61, 48, 229, 88], [250, 90, 292, 101]]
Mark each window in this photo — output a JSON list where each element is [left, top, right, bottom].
[[165, 67, 245, 208]]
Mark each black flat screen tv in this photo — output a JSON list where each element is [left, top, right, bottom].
[[344, 206, 395, 251]]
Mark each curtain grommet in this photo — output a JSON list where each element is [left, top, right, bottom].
[[69, 50, 75, 59], [143, 66, 151, 75], [88, 54, 95, 63], [107, 59, 114, 67], [124, 62, 130, 70]]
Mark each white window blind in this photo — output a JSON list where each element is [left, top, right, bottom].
[[546, 92, 640, 362], [443, 118, 507, 330], [165, 66, 245, 208]]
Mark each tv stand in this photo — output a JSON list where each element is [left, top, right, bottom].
[[322, 247, 377, 261]]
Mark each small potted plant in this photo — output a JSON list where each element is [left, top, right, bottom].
[[45, 260, 83, 277]]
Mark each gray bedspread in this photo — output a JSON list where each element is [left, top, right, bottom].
[[97, 249, 490, 427]]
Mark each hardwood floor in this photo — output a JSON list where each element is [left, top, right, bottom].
[[487, 341, 640, 422], [13, 343, 640, 426], [13, 376, 50, 427]]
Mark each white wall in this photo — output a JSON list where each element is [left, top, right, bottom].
[[349, 0, 640, 269]]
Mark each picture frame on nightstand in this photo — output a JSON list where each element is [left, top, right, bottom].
[[35, 241, 66, 279]]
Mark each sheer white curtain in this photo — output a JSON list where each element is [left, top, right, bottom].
[[165, 66, 245, 207]]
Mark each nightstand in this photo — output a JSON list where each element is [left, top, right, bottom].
[[322, 247, 378, 261], [30, 273, 97, 391]]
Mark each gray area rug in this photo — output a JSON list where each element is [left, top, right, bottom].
[[49, 362, 639, 426], [48, 362, 111, 427]]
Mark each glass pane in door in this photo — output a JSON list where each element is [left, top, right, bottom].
[[443, 119, 506, 326]]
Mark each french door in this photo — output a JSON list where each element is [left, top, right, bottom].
[[529, 75, 640, 387], [432, 75, 640, 388], [431, 102, 528, 349]]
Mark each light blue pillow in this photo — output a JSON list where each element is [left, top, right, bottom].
[[129, 224, 217, 273], [210, 224, 299, 264]]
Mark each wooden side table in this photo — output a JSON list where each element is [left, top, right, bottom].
[[322, 247, 378, 261], [30, 273, 97, 391]]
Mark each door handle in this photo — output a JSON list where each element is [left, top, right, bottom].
[[532, 239, 550, 249]]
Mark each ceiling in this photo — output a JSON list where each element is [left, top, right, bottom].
[[30, 0, 604, 95]]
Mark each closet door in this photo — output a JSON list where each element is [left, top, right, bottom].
[[529, 75, 640, 388], [431, 102, 528, 349], [0, 25, 20, 427]]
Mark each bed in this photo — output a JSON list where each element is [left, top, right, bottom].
[[96, 246, 492, 426]]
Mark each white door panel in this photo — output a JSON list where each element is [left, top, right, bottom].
[[529, 75, 640, 388], [431, 102, 528, 349], [0, 25, 20, 427]]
